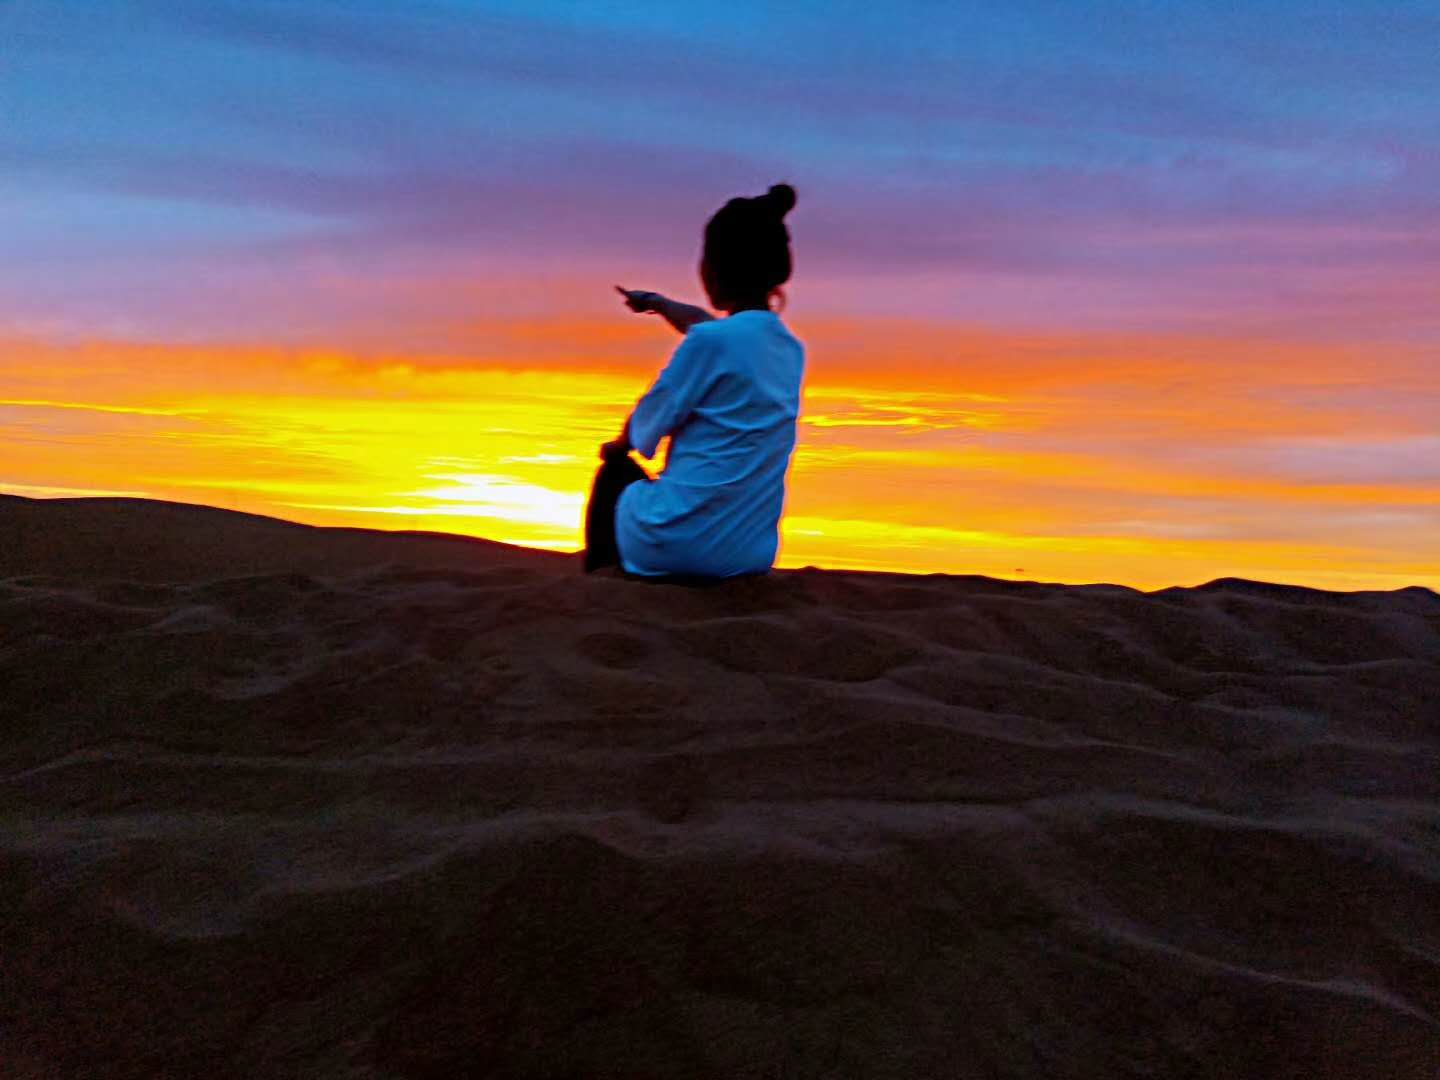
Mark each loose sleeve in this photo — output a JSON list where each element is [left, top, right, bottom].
[[627, 329, 714, 458]]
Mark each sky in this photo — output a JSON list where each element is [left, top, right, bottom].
[[2, 0, 1437, 590]]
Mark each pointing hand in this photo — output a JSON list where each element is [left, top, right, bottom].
[[615, 285, 663, 314]]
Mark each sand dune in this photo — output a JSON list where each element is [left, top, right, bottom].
[[3, 497, 1438, 1078], [0, 494, 566, 582]]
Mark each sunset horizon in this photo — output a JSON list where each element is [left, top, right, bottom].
[[5, 315, 1435, 592]]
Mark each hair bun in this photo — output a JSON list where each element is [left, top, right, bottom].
[[763, 182, 797, 219]]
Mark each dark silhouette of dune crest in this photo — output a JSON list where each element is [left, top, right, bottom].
[[1192, 575, 1439, 603], [0, 494, 567, 583]]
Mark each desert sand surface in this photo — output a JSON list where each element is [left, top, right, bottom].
[[3, 495, 1438, 1079]]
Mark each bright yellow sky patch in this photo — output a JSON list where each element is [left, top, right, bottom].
[[2, 330, 1436, 590]]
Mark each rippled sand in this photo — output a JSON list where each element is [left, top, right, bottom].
[[3, 495, 1438, 1078]]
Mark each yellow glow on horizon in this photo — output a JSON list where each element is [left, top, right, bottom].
[[0, 398, 196, 417], [2, 331, 1436, 591]]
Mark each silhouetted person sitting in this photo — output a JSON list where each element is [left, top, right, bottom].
[[584, 183, 805, 580]]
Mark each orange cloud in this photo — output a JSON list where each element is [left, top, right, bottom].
[[2, 328, 1435, 590]]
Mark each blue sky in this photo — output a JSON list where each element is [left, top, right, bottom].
[[3, 0, 1436, 346]]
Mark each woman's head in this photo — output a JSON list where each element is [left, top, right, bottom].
[[700, 183, 797, 313]]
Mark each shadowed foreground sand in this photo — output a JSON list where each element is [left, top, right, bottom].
[[3, 495, 1438, 1078]]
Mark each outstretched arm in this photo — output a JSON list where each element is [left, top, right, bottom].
[[615, 286, 716, 335], [654, 297, 716, 334]]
